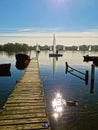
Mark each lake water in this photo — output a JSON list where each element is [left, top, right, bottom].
[[0, 50, 98, 130]]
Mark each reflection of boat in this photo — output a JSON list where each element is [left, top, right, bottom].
[[53, 58, 56, 77], [36, 43, 40, 53], [0, 70, 11, 77], [15, 53, 30, 62], [49, 53, 62, 57], [83, 55, 98, 62], [93, 60, 98, 66], [0, 63, 11, 71], [16, 60, 29, 70], [49, 34, 62, 57]]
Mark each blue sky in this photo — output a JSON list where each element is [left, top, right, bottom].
[[0, 0, 98, 45]]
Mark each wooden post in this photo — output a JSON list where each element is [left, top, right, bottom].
[[90, 64, 95, 93], [65, 62, 68, 74]]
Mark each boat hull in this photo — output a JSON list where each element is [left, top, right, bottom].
[[0, 70, 11, 77], [49, 53, 63, 57], [83, 55, 98, 61], [15, 53, 30, 62], [16, 60, 29, 70]]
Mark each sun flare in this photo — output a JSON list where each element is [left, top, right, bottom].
[[57, 0, 65, 3], [57, 0, 68, 5]]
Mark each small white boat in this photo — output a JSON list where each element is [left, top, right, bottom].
[[77, 46, 79, 51], [36, 43, 40, 53], [88, 46, 91, 51]]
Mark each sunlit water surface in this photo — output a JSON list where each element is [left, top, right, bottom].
[[0, 50, 98, 130]]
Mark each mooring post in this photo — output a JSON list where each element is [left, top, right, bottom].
[[85, 70, 88, 85], [90, 64, 95, 93], [65, 62, 68, 74]]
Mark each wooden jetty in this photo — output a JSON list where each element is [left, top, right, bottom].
[[0, 58, 51, 130]]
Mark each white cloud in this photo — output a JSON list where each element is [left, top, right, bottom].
[[0, 29, 98, 46]]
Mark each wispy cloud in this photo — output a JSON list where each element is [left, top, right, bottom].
[[19, 27, 63, 33], [0, 29, 98, 38], [0, 27, 98, 45]]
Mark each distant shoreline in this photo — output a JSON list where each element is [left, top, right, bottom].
[[0, 43, 98, 52]]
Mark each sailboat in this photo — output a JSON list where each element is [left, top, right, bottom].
[[88, 46, 91, 51], [77, 46, 79, 51], [49, 34, 62, 57], [63, 46, 65, 51], [50, 46, 53, 51], [36, 43, 40, 53]]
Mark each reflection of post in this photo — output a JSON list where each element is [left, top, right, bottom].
[[65, 62, 89, 85], [90, 64, 95, 93], [85, 70, 88, 85]]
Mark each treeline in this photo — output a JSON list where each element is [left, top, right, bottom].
[[65, 45, 98, 51], [31, 44, 98, 51], [0, 43, 30, 52], [0, 43, 98, 52]]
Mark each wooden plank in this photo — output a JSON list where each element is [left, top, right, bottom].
[[6, 99, 44, 104], [0, 123, 49, 130], [7, 99, 44, 103], [5, 102, 45, 107], [0, 109, 46, 115], [0, 113, 47, 120], [7, 97, 44, 100], [0, 117, 47, 125]]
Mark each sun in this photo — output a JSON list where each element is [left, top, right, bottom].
[[49, 0, 69, 9], [57, 0, 66, 4], [56, 0, 69, 7]]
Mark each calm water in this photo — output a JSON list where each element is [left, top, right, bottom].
[[0, 50, 98, 130]]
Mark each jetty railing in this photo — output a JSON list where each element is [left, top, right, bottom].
[[65, 62, 88, 85]]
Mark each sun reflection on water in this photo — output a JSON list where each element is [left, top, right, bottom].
[[52, 92, 66, 119]]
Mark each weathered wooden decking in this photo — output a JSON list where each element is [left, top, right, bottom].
[[0, 58, 50, 130]]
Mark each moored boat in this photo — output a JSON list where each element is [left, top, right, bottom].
[[16, 60, 29, 70], [49, 34, 63, 57], [15, 53, 30, 62], [0, 63, 11, 71], [83, 55, 98, 61]]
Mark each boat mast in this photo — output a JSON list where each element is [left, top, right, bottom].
[[53, 34, 56, 54]]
